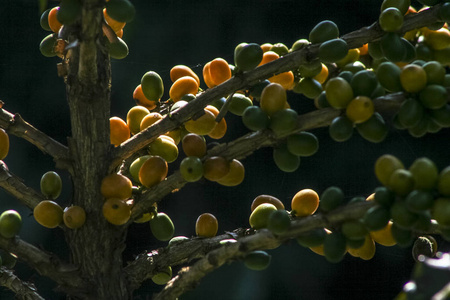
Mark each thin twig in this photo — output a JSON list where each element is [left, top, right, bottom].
[[0, 266, 45, 300], [0, 109, 71, 170], [0, 162, 44, 210]]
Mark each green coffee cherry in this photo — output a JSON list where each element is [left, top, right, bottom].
[[150, 212, 175, 241], [244, 251, 271, 271]]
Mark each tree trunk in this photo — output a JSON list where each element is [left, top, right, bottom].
[[63, 3, 130, 299]]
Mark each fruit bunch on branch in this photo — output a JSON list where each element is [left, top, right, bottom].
[[0, 0, 449, 299]]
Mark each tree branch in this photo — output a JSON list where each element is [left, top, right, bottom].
[[0, 162, 44, 210], [111, 4, 440, 169], [0, 108, 71, 170], [148, 201, 375, 299], [0, 235, 91, 298], [129, 92, 403, 222], [0, 266, 45, 300]]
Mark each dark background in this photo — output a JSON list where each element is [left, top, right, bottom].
[[1, 0, 450, 299]]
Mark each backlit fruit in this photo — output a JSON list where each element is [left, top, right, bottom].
[[168, 236, 189, 247], [346, 96, 374, 124], [251, 195, 285, 212], [291, 189, 319, 217], [412, 236, 437, 262], [341, 220, 368, 241], [370, 221, 396, 246], [373, 186, 395, 207], [375, 154, 404, 186], [269, 108, 298, 136], [208, 58, 232, 86], [388, 169, 415, 196], [0, 210, 22, 238], [33, 200, 63, 228], [110, 117, 130, 146], [184, 109, 216, 135], [363, 205, 391, 231], [398, 98, 425, 128], [57, 0, 81, 25], [381, 0, 410, 15], [391, 223, 413, 247], [309, 20, 339, 44], [298, 59, 323, 78], [347, 235, 376, 260], [40, 171, 62, 200], [39, 34, 58, 57], [390, 201, 418, 229], [323, 231, 347, 263], [103, 8, 126, 32], [409, 157, 438, 190], [48, 7, 63, 32], [419, 84, 448, 110], [216, 159, 245, 187], [244, 251, 271, 271], [133, 84, 158, 111], [229, 94, 253, 116], [320, 186, 344, 212], [180, 156, 204, 182], [405, 190, 434, 213], [424, 28, 450, 50], [269, 71, 295, 90], [203, 156, 230, 181], [259, 51, 280, 66], [182, 133, 207, 157], [105, 0, 135, 22], [127, 106, 150, 135], [100, 173, 132, 200], [329, 116, 354, 142], [355, 112, 389, 143], [293, 77, 323, 99], [432, 197, 450, 227], [195, 213, 218, 237], [63, 206, 86, 229], [400, 64, 427, 93], [296, 228, 327, 248], [351, 70, 378, 97], [376, 61, 403, 92], [318, 39, 349, 63], [234, 43, 264, 71], [141, 71, 164, 102], [169, 76, 199, 102], [150, 212, 175, 241], [102, 198, 130, 225], [107, 37, 129, 60], [151, 266, 172, 285], [381, 32, 406, 62], [170, 65, 200, 85], [273, 144, 300, 173], [260, 83, 287, 116], [423, 61, 445, 84], [379, 7, 404, 32], [148, 135, 178, 163], [267, 209, 290, 234], [286, 132, 318, 157], [140, 112, 163, 131], [40, 8, 52, 31], [325, 77, 354, 109], [270, 43, 289, 56], [438, 166, 450, 196], [139, 156, 168, 188], [129, 155, 151, 183], [242, 106, 270, 131], [249, 203, 277, 229]]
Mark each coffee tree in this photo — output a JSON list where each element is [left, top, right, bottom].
[[1, 0, 450, 299]]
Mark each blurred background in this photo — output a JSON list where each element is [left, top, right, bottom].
[[1, 0, 450, 299]]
